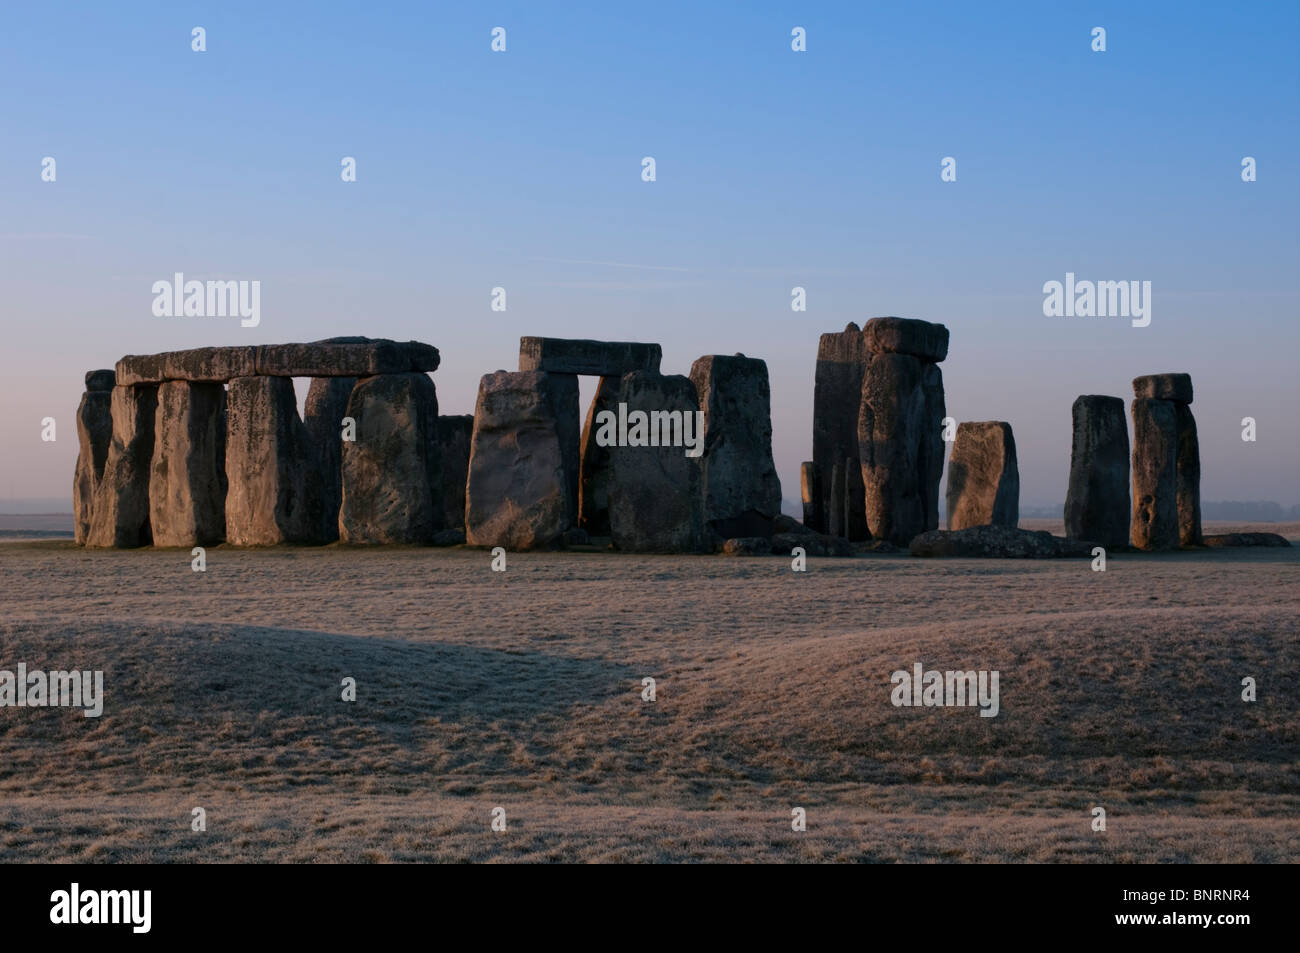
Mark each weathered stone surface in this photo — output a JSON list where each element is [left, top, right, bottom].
[[257, 339, 439, 378], [115, 338, 438, 385], [578, 376, 620, 536], [770, 532, 856, 557], [690, 354, 782, 539], [1133, 373, 1193, 405], [465, 370, 579, 550], [1064, 395, 1130, 548], [812, 323, 871, 531], [224, 376, 324, 545], [828, 460, 845, 538], [85, 369, 115, 392], [1202, 532, 1291, 548], [721, 537, 770, 556], [862, 316, 950, 363], [859, 352, 929, 545], [774, 513, 817, 537], [946, 421, 1019, 530], [73, 391, 113, 544], [1131, 398, 1179, 550], [918, 362, 946, 534], [86, 385, 158, 548], [518, 337, 661, 377], [148, 381, 227, 546], [1175, 403, 1202, 546], [800, 461, 822, 532], [606, 372, 707, 553], [303, 377, 356, 543], [340, 373, 443, 544], [432, 528, 467, 546], [436, 414, 474, 534], [910, 525, 1095, 558]]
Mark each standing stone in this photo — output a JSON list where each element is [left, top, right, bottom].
[[945, 421, 1019, 530], [828, 461, 845, 539], [1064, 395, 1129, 547], [149, 381, 227, 547], [812, 323, 871, 532], [800, 461, 822, 531], [1130, 398, 1179, 550], [578, 376, 620, 536], [858, 352, 928, 545], [465, 370, 579, 550], [1175, 403, 1201, 546], [844, 456, 865, 539], [606, 372, 707, 552], [303, 376, 356, 542], [918, 362, 946, 533], [340, 373, 443, 544], [436, 415, 474, 534], [86, 385, 158, 548], [73, 387, 114, 545], [225, 376, 323, 545], [689, 354, 782, 540]]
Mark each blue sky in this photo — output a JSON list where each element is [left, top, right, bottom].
[[2, 1, 1297, 508]]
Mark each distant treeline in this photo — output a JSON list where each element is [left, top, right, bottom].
[[1017, 501, 1300, 521]]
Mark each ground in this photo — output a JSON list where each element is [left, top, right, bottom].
[[0, 520, 1296, 862]]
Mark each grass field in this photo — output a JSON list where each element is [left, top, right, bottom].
[[0, 528, 1296, 862]]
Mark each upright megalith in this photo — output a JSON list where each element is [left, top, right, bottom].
[[149, 381, 227, 547], [855, 317, 949, 545], [1130, 397, 1179, 550], [858, 352, 927, 545], [1130, 374, 1200, 549], [1175, 403, 1201, 546], [73, 371, 116, 545], [465, 370, 579, 550], [86, 384, 158, 548], [689, 354, 782, 540], [340, 373, 443, 544], [436, 415, 474, 534], [303, 376, 356, 542], [828, 460, 845, 538], [1064, 395, 1129, 547], [224, 376, 323, 545], [607, 372, 707, 552], [578, 376, 620, 536], [946, 421, 1019, 530], [800, 461, 822, 532], [812, 323, 871, 534]]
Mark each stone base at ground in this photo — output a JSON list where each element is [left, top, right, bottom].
[[909, 525, 1096, 558]]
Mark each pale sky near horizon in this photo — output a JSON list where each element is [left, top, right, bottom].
[[2, 1, 1297, 510]]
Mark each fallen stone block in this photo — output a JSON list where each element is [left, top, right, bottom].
[[910, 525, 1096, 558], [1202, 532, 1291, 548], [721, 536, 770, 556]]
